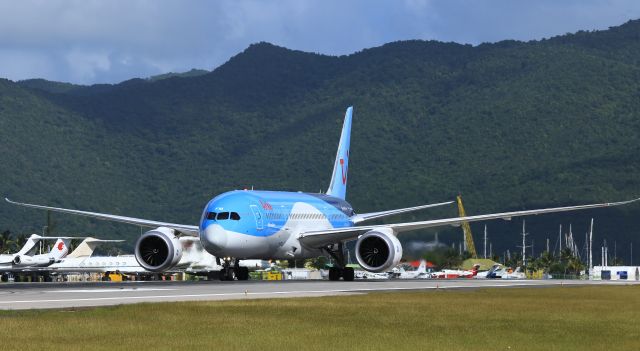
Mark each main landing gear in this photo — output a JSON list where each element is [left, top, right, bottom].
[[324, 243, 355, 281], [218, 258, 249, 281]]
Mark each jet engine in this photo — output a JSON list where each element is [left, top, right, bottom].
[[355, 229, 402, 273], [134, 227, 183, 272], [12, 255, 54, 267]]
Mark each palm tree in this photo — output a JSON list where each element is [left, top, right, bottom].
[[537, 251, 555, 272], [566, 256, 585, 275], [0, 230, 13, 254], [11, 233, 27, 252], [441, 248, 463, 269]]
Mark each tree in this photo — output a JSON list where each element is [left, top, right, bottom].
[[11, 233, 27, 252], [0, 230, 13, 254]]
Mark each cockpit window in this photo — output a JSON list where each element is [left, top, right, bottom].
[[230, 212, 241, 220], [217, 212, 230, 220], [206, 212, 217, 220]]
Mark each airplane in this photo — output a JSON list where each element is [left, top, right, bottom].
[[354, 270, 390, 280], [0, 236, 76, 282], [431, 264, 480, 279], [0, 233, 46, 265], [5, 106, 640, 281], [391, 260, 430, 279], [6, 237, 73, 268], [44, 236, 223, 280]]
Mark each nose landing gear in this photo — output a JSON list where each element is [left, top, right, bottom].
[[218, 258, 249, 281]]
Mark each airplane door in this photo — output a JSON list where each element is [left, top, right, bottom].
[[250, 205, 264, 230]]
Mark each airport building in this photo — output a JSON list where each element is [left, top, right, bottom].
[[592, 266, 640, 281]]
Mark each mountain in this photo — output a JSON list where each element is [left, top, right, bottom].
[[2, 20, 640, 261]]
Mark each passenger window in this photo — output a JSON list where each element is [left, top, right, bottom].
[[207, 212, 217, 220], [217, 212, 230, 220], [231, 212, 241, 220]]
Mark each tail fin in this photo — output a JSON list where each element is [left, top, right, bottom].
[[417, 260, 427, 273], [67, 237, 125, 258], [327, 106, 353, 200], [16, 234, 42, 255], [48, 238, 71, 260]]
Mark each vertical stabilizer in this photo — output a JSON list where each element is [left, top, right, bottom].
[[327, 106, 353, 200], [16, 234, 42, 255], [48, 238, 71, 260]]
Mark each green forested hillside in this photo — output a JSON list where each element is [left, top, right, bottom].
[[1, 20, 639, 260]]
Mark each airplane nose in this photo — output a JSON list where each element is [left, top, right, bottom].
[[201, 223, 228, 254]]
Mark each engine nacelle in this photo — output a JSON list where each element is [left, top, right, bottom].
[[12, 255, 54, 267], [355, 229, 403, 273], [134, 227, 183, 272]]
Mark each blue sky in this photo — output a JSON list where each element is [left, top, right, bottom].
[[0, 0, 638, 84]]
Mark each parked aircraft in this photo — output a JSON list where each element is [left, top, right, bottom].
[[0, 234, 45, 265], [1, 236, 78, 281], [7, 107, 640, 281], [431, 264, 480, 279], [391, 260, 430, 279], [45, 237, 222, 279], [8, 237, 72, 268]]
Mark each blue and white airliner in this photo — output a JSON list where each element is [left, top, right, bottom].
[[6, 107, 639, 281]]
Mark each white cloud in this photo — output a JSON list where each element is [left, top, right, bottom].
[[0, 0, 637, 84]]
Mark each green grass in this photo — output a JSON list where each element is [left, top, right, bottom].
[[1, 286, 639, 351]]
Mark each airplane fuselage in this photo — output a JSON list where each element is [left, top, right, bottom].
[[199, 190, 355, 260]]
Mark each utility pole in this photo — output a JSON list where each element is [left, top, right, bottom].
[[489, 242, 493, 258], [559, 224, 562, 255], [546, 238, 549, 253], [483, 225, 487, 259], [531, 239, 534, 257], [588, 218, 593, 279], [517, 221, 530, 267]]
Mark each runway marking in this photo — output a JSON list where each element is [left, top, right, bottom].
[[45, 288, 177, 293], [0, 281, 584, 306]]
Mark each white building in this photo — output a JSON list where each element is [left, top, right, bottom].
[[592, 266, 640, 281]]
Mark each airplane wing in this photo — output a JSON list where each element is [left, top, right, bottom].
[[350, 201, 454, 224], [5, 198, 199, 236], [299, 197, 640, 248]]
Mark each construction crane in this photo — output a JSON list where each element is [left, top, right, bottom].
[[456, 195, 477, 258]]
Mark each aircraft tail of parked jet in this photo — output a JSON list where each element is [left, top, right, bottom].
[[67, 237, 125, 258]]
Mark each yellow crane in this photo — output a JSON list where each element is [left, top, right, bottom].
[[456, 195, 477, 258]]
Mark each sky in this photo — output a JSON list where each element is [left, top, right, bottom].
[[0, 0, 639, 84]]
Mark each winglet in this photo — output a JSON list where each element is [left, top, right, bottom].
[[327, 106, 353, 200]]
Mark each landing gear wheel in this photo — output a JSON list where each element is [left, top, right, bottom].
[[219, 267, 236, 281], [342, 267, 355, 281], [235, 267, 249, 281], [328, 267, 341, 281]]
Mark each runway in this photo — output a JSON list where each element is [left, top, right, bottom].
[[0, 279, 636, 310]]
